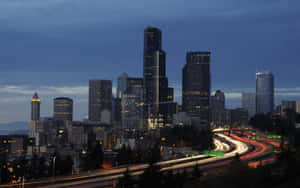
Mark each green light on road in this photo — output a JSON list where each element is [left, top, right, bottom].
[[204, 150, 224, 157]]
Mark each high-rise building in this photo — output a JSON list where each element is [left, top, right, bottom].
[[31, 92, 40, 121], [142, 27, 175, 127], [89, 80, 112, 123], [121, 77, 144, 130], [275, 104, 282, 114], [242, 93, 256, 120], [211, 90, 225, 126], [256, 71, 274, 114], [114, 98, 122, 125], [281, 100, 296, 115], [296, 101, 300, 114], [143, 27, 161, 104], [53, 97, 73, 122], [182, 52, 211, 122], [143, 27, 169, 104], [230, 108, 248, 126], [117, 73, 129, 99]]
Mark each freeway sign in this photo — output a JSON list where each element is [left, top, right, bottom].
[[204, 150, 224, 157]]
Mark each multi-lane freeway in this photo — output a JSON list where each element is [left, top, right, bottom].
[[0, 128, 282, 188]]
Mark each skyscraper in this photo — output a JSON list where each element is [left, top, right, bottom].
[[117, 73, 129, 99], [296, 101, 300, 114], [211, 90, 225, 126], [281, 100, 296, 115], [242, 93, 256, 120], [256, 71, 274, 114], [182, 52, 211, 122], [31, 92, 40, 121], [143, 27, 169, 104], [121, 77, 144, 129], [143, 27, 175, 127], [53, 97, 73, 122], [89, 80, 112, 123]]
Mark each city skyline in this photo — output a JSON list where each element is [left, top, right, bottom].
[[0, 0, 300, 124]]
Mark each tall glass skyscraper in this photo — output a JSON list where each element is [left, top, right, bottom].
[[143, 27, 169, 106], [117, 73, 129, 99], [89, 80, 112, 123], [121, 77, 144, 129], [182, 52, 211, 122], [256, 71, 274, 114], [211, 90, 225, 126], [143, 27, 175, 127], [53, 97, 73, 122], [242, 93, 256, 120]]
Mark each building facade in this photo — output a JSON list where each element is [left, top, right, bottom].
[[182, 52, 211, 122], [231, 108, 248, 126], [89, 80, 112, 123], [53, 97, 73, 122], [242, 93, 256, 120], [256, 71, 274, 114], [211, 90, 225, 126], [281, 100, 296, 115], [29, 117, 67, 147], [296, 101, 300, 114], [117, 73, 129, 99], [31, 92, 40, 121], [121, 77, 144, 130], [225, 108, 248, 126], [143, 27, 162, 105], [142, 27, 175, 127]]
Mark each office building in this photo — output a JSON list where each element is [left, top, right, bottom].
[[211, 90, 225, 126], [275, 104, 281, 114], [89, 80, 112, 123], [121, 77, 144, 129], [256, 71, 274, 114], [117, 73, 129, 99], [114, 98, 122, 125], [182, 52, 211, 122], [29, 117, 67, 146], [143, 27, 162, 105], [31, 92, 40, 121], [142, 27, 175, 127], [296, 101, 300, 114], [231, 108, 248, 126], [242, 93, 256, 120], [53, 97, 73, 122], [0, 135, 28, 154], [225, 108, 248, 126], [281, 100, 296, 115]]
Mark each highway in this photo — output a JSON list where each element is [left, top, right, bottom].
[[0, 136, 231, 188], [161, 133, 248, 171], [39, 134, 248, 188], [0, 128, 282, 188]]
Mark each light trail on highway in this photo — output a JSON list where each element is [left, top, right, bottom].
[[2, 129, 280, 188], [0, 137, 229, 188], [40, 134, 247, 188]]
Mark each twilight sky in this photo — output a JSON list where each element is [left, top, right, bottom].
[[0, 0, 299, 124]]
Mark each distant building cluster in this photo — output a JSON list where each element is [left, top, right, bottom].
[[4, 26, 291, 166], [24, 27, 214, 159]]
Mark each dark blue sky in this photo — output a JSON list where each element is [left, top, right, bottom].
[[0, 0, 299, 123]]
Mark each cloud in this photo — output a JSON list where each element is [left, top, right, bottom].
[[42, 86, 88, 95], [0, 96, 30, 103], [224, 92, 242, 99], [0, 85, 88, 96], [275, 87, 300, 92], [0, 0, 296, 29], [0, 86, 34, 95], [0, 84, 118, 99]]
